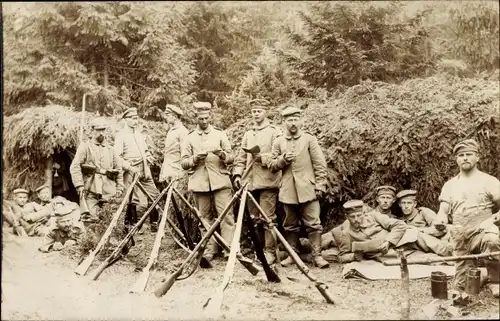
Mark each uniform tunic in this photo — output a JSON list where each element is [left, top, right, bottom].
[[38, 221, 85, 252], [159, 122, 189, 182]]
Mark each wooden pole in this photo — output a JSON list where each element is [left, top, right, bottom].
[[44, 157, 53, 197]]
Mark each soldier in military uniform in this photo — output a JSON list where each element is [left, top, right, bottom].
[[159, 104, 189, 185], [115, 108, 160, 232], [396, 189, 452, 256], [435, 139, 500, 297], [2, 189, 29, 236], [373, 185, 398, 219], [38, 204, 86, 253], [269, 107, 330, 268], [233, 99, 282, 264], [35, 185, 81, 222], [70, 118, 124, 222], [337, 200, 408, 263], [181, 101, 235, 261]]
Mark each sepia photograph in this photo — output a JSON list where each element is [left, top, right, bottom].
[[1, 1, 499, 320]]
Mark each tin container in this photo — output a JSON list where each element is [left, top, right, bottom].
[[431, 271, 448, 299], [465, 268, 481, 295]]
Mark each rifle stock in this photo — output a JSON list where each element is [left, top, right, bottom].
[[91, 181, 174, 281], [247, 193, 335, 304], [172, 187, 260, 275], [130, 185, 175, 293], [154, 185, 247, 298], [382, 251, 500, 266], [74, 175, 139, 276]]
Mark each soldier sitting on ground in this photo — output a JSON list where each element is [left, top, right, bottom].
[[396, 189, 452, 256], [2, 190, 28, 236], [39, 204, 86, 253]]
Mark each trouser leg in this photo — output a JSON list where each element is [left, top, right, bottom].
[[194, 192, 218, 258]]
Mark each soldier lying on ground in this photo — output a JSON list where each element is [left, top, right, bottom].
[[39, 204, 86, 253], [396, 189, 452, 256]]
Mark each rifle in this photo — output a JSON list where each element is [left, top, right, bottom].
[[203, 186, 248, 317], [247, 193, 335, 304], [172, 187, 260, 275], [74, 175, 139, 276], [382, 251, 500, 266], [154, 183, 248, 298], [91, 180, 175, 281], [129, 184, 175, 293], [136, 181, 212, 268]]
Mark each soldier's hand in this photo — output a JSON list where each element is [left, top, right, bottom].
[[77, 186, 84, 197], [233, 176, 242, 190], [378, 241, 390, 254], [65, 240, 77, 247], [253, 153, 262, 163], [283, 152, 296, 163], [52, 242, 64, 251], [115, 189, 123, 199], [353, 252, 364, 261], [212, 150, 226, 160], [315, 189, 324, 200], [194, 152, 208, 163]]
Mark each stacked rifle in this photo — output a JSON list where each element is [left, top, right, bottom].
[[74, 146, 335, 316]]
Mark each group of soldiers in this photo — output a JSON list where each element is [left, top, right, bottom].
[[3, 99, 499, 299]]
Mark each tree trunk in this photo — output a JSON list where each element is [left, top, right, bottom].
[[103, 56, 109, 88], [44, 157, 53, 197]]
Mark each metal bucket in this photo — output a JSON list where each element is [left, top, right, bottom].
[[431, 271, 448, 299], [466, 267, 481, 295]]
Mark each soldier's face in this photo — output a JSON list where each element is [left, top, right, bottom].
[[399, 199, 417, 216], [456, 151, 478, 172], [15, 193, 28, 206], [165, 113, 177, 125], [251, 108, 266, 124], [196, 113, 211, 130], [377, 194, 394, 210], [126, 116, 139, 128], [347, 212, 364, 229], [57, 216, 73, 232], [284, 116, 301, 134], [93, 128, 106, 143], [38, 189, 51, 202]]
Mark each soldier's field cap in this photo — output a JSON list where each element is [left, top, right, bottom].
[[36, 185, 50, 193], [281, 107, 301, 118], [91, 117, 108, 130], [249, 98, 270, 110], [13, 188, 29, 195], [375, 185, 396, 197], [122, 107, 138, 119], [165, 104, 183, 116], [193, 102, 212, 111], [453, 139, 479, 155], [54, 205, 73, 218], [343, 200, 365, 215], [396, 189, 417, 201]]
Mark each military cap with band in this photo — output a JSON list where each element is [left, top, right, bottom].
[[91, 117, 108, 130], [453, 139, 480, 155], [343, 199, 365, 214], [165, 104, 184, 116], [375, 185, 396, 197], [193, 101, 212, 111], [281, 106, 302, 118], [122, 107, 138, 119], [396, 189, 417, 201], [54, 205, 74, 218], [13, 188, 29, 195], [249, 98, 270, 110], [36, 185, 50, 193]]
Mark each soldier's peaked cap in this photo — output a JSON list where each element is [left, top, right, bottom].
[[249, 98, 270, 110], [281, 107, 301, 118], [343, 200, 365, 214], [396, 189, 417, 200], [13, 188, 29, 195], [54, 205, 73, 217], [375, 185, 396, 197], [165, 104, 183, 116], [193, 102, 212, 111], [453, 139, 479, 155], [91, 117, 108, 130], [122, 107, 138, 119], [36, 185, 50, 193]]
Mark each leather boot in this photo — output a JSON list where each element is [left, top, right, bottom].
[[309, 231, 329, 268], [486, 261, 500, 298], [263, 228, 277, 265], [281, 231, 300, 266]]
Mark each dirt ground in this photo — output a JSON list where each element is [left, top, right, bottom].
[[2, 231, 499, 321]]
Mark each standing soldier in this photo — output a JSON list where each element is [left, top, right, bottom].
[[159, 104, 189, 185], [181, 101, 235, 262], [373, 185, 398, 219], [115, 108, 161, 232], [435, 139, 500, 298], [269, 107, 330, 268], [70, 118, 124, 222], [233, 99, 282, 264]]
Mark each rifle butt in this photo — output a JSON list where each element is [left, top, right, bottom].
[[74, 254, 95, 276], [315, 283, 335, 304], [154, 269, 182, 297], [236, 255, 261, 276], [130, 269, 150, 294], [200, 257, 214, 269], [91, 260, 109, 281]]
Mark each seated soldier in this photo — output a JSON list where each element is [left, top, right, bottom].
[[337, 199, 408, 263], [2, 190, 28, 236], [39, 204, 86, 253], [373, 185, 398, 219], [35, 185, 80, 221], [8, 187, 54, 237], [396, 190, 452, 256]]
